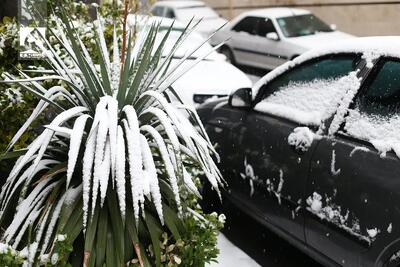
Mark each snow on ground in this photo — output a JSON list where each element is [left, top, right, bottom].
[[207, 234, 261, 267]]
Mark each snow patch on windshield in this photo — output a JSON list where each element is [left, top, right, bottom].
[[345, 109, 400, 158], [253, 39, 400, 97], [254, 77, 354, 126]]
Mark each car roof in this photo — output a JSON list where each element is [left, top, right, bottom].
[[241, 8, 311, 19], [253, 36, 400, 94], [127, 14, 186, 29], [301, 36, 400, 58], [153, 1, 206, 9]]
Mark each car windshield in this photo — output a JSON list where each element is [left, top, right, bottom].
[[175, 6, 219, 21], [277, 14, 333, 38]]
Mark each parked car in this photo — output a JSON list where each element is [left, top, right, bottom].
[[129, 15, 252, 106], [211, 8, 354, 70], [198, 36, 400, 267], [150, 1, 227, 38]]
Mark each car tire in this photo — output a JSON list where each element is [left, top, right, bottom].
[[220, 46, 236, 65]]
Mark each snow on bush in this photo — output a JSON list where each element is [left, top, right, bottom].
[[0, 11, 223, 266]]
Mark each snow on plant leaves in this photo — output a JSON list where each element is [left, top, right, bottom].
[[0, 13, 223, 265]]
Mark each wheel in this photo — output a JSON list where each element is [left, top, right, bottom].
[[220, 46, 236, 65]]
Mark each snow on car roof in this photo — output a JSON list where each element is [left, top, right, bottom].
[[301, 36, 400, 57], [153, 1, 206, 9], [254, 36, 400, 95], [127, 14, 186, 30], [242, 8, 311, 19]]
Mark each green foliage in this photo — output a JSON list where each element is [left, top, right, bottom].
[[0, 2, 225, 267], [129, 179, 225, 267], [0, 17, 44, 172], [0, 234, 72, 266], [0, 247, 25, 267], [179, 206, 224, 266]]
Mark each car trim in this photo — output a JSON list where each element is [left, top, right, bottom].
[[224, 191, 340, 267], [232, 46, 290, 60], [306, 208, 371, 248]]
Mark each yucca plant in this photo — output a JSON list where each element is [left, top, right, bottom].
[[0, 7, 223, 266]]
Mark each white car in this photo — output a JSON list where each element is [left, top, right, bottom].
[[211, 8, 354, 70], [129, 15, 252, 106], [150, 1, 227, 38]]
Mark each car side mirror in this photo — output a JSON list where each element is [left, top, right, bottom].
[[266, 32, 279, 41], [229, 88, 252, 108], [330, 24, 337, 30]]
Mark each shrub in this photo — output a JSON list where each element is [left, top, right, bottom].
[[0, 3, 224, 266]]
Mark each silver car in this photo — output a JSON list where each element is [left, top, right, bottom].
[[150, 1, 227, 38], [211, 8, 354, 70]]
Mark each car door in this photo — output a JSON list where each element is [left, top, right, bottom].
[[229, 16, 260, 67], [212, 54, 360, 244], [305, 58, 400, 266], [252, 17, 289, 69]]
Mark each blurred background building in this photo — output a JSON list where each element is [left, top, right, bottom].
[[1, 0, 399, 36], [201, 0, 400, 36]]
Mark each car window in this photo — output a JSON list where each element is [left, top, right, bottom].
[[232, 16, 258, 35], [151, 6, 165, 17], [254, 55, 358, 125], [165, 8, 175, 19], [257, 18, 277, 37], [344, 59, 400, 144], [277, 14, 333, 38]]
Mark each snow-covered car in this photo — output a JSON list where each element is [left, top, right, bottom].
[[150, 1, 227, 38], [211, 8, 354, 70], [199, 36, 400, 267], [129, 15, 252, 106]]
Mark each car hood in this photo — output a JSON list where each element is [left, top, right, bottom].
[[285, 31, 355, 50], [170, 59, 251, 106], [195, 17, 228, 37], [172, 59, 252, 95]]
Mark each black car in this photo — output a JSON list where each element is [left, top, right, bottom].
[[198, 37, 400, 267]]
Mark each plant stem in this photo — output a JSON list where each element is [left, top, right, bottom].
[[120, 0, 129, 73], [134, 243, 144, 267]]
